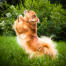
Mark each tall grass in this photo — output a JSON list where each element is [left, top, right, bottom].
[[0, 36, 66, 66]]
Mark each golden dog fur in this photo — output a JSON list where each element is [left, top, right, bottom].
[[13, 10, 57, 58]]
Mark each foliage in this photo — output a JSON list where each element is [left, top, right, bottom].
[[0, 1, 10, 17], [0, 0, 66, 40], [50, 0, 66, 9], [0, 3, 25, 36]]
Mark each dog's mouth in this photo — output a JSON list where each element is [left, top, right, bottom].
[[29, 18, 39, 23], [29, 19, 36, 22]]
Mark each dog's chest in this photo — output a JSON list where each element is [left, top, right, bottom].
[[17, 34, 27, 49]]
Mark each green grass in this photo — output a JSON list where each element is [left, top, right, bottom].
[[0, 36, 66, 66]]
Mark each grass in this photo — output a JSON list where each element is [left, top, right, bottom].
[[0, 36, 66, 66]]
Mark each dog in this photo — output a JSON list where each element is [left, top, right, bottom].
[[13, 10, 57, 58]]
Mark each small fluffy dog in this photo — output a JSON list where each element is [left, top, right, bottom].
[[13, 10, 57, 58]]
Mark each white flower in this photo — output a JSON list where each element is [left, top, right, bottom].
[[6, 12, 11, 17], [0, 21, 5, 26], [10, 5, 15, 9]]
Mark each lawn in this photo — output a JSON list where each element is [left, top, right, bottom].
[[0, 36, 66, 66]]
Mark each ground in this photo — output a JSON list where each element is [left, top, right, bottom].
[[0, 36, 66, 66]]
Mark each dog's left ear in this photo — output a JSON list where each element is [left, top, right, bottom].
[[37, 18, 40, 23]]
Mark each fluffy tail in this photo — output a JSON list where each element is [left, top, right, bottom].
[[38, 36, 58, 58]]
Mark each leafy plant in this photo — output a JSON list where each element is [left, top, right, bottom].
[[0, 0, 66, 40]]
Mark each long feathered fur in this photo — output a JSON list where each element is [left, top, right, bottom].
[[13, 10, 58, 58]]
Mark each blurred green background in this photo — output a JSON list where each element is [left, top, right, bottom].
[[0, 0, 66, 66], [0, 0, 66, 41]]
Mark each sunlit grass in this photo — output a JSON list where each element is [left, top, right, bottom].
[[0, 36, 66, 66]]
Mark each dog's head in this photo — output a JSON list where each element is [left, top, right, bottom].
[[24, 10, 39, 23]]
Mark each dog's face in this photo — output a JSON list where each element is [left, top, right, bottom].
[[24, 10, 39, 22]]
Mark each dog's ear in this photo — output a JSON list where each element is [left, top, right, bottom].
[[36, 18, 40, 23]]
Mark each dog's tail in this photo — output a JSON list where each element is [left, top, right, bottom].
[[38, 36, 58, 58]]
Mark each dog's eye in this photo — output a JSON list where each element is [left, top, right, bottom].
[[32, 15, 36, 18]]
